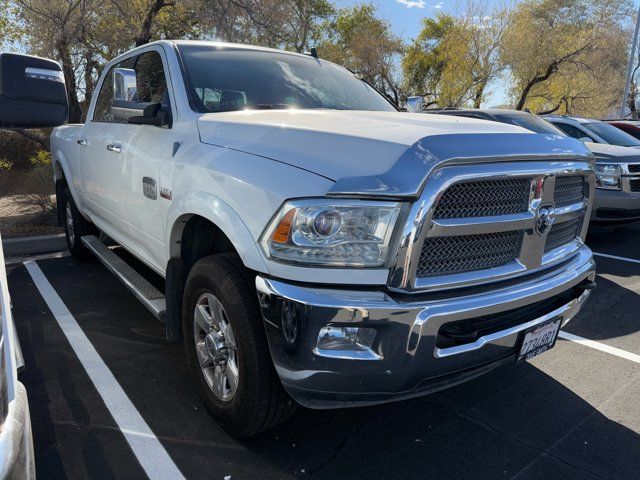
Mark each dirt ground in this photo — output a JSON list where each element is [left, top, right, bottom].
[[0, 194, 62, 238]]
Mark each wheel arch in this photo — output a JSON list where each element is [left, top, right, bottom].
[[163, 192, 269, 341]]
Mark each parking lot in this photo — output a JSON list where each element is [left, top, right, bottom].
[[5, 223, 640, 480]]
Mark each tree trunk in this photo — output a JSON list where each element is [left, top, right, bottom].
[[628, 81, 638, 119], [135, 0, 170, 47], [473, 80, 487, 109], [57, 38, 83, 124]]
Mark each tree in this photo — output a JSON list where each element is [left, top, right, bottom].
[[402, 15, 454, 107], [9, 0, 206, 122], [225, 0, 334, 52], [318, 4, 404, 103], [402, 2, 508, 109], [502, 0, 633, 113]]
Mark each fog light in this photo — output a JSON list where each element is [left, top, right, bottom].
[[314, 326, 380, 360]]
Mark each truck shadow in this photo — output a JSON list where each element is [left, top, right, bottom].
[[566, 274, 640, 341], [247, 360, 640, 479]]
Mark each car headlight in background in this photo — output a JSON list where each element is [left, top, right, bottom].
[[595, 163, 621, 190], [262, 200, 402, 267]]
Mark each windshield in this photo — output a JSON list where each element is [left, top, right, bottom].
[[493, 113, 566, 135], [582, 121, 640, 147], [177, 45, 397, 113]]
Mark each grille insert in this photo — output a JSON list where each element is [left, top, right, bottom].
[[630, 179, 640, 192], [628, 164, 640, 173], [417, 230, 523, 277], [554, 176, 585, 207], [544, 218, 580, 253], [433, 178, 530, 219]]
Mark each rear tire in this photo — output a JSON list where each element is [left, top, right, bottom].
[[62, 187, 96, 260], [182, 253, 296, 437]]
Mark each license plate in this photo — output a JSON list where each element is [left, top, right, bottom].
[[517, 318, 561, 362]]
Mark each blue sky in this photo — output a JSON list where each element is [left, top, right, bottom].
[[336, 0, 640, 107]]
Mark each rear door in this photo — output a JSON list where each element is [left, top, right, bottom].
[[79, 57, 135, 228]]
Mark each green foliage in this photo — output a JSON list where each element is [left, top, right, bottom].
[[318, 4, 404, 102], [0, 159, 14, 171], [29, 150, 52, 168], [502, 0, 633, 115]]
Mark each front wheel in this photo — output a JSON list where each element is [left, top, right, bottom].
[[182, 254, 296, 437]]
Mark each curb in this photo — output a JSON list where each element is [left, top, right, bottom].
[[2, 233, 67, 257]]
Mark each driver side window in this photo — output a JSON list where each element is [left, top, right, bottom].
[[93, 58, 134, 123], [92, 51, 168, 123]]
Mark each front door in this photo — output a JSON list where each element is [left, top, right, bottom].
[[106, 49, 177, 270]]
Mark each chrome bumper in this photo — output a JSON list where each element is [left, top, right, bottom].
[[0, 383, 35, 480], [256, 246, 595, 409], [592, 187, 640, 222]]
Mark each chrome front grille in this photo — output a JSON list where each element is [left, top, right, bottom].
[[418, 231, 523, 277], [630, 179, 640, 192], [390, 161, 595, 293], [433, 178, 530, 219], [554, 176, 585, 207], [544, 218, 581, 253]]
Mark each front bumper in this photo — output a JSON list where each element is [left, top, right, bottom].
[[0, 383, 35, 480], [592, 187, 640, 222], [256, 246, 595, 409]]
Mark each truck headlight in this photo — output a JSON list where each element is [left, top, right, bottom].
[[261, 200, 402, 267], [595, 164, 621, 190]]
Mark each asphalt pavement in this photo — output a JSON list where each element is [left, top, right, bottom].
[[6, 222, 640, 479]]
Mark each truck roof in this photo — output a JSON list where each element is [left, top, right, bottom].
[[109, 39, 314, 65]]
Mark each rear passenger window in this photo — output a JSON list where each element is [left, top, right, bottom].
[[554, 123, 594, 142]]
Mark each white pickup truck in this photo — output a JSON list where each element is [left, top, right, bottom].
[[47, 40, 597, 437]]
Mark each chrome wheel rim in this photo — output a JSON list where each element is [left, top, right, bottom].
[[65, 202, 75, 247], [193, 292, 239, 402]]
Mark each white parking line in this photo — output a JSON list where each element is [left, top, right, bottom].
[[559, 331, 640, 364], [24, 261, 185, 480], [593, 252, 640, 265]]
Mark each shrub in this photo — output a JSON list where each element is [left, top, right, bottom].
[[0, 159, 13, 171], [29, 150, 52, 168], [14, 166, 56, 215], [0, 131, 42, 170]]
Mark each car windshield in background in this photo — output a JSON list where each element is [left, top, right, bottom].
[[178, 46, 397, 113], [493, 113, 566, 135], [582, 121, 640, 147]]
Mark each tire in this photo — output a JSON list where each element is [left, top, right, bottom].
[[182, 253, 296, 437], [62, 187, 96, 260]]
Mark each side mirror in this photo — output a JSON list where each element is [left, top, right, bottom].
[[0, 53, 69, 128], [406, 96, 424, 113], [110, 68, 145, 121], [578, 137, 593, 143], [113, 68, 137, 102]]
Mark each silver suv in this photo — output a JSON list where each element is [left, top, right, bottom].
[[545, 116, 640, 223]]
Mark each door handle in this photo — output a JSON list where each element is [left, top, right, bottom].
[[106, 144, 121, 153], [77, 139, 87, 146]]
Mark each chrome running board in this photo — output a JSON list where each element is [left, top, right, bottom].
[[81, 235, 166, 322]]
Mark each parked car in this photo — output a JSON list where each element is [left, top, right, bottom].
[[606, 120, 640, 140], [545, 115, 640, 149], [20, 40, 596, 437], [0, 51, 67, 479], [427, 110, 640, 224], [0, 238, 33, 480]]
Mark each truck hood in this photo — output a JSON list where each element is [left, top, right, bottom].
[[198, 110, 528, 179], [586, 142, 640, 163], [198, 110, 592, 197]]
